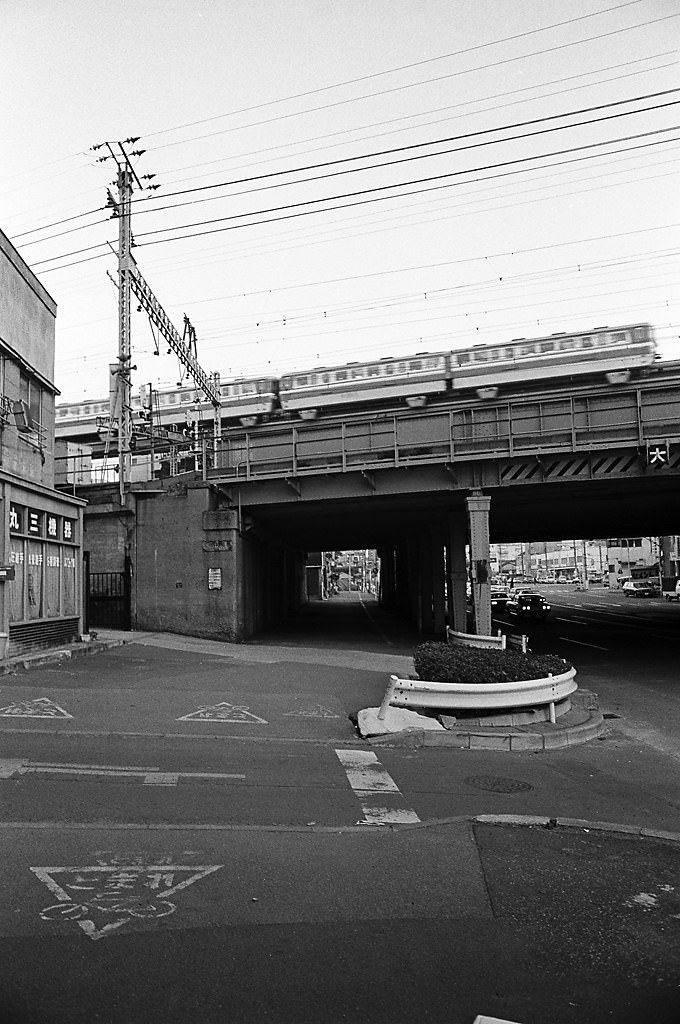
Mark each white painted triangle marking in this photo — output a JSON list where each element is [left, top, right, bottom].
[[177, 701, 267, 724], [284, 704, 341, 718], [0, 696, 73, 718], [31, 864, 222, 940]]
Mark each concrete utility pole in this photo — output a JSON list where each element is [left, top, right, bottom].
[[115, 156, 134, 502], [92, 138, 221, 503]]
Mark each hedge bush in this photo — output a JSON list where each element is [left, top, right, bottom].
[[413, 643, 571, 685]]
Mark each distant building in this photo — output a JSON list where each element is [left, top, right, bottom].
[[0, 227, 85, 658]]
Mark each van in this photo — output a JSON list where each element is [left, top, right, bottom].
[[616, 576, 632, 589]]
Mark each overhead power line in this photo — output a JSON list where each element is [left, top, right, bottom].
[[133, 127, 680, 247], [141, 2, 646, 140], [131, 90, 680, 209]]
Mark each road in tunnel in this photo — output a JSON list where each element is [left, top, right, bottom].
[[249, 590, 422, 655]]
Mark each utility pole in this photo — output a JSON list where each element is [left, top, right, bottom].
[[92, 138, 221, 502]]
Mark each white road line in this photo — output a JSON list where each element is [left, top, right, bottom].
[[0, 759, 245, 786], [558, 637, 608, 651], [335, 749, 420, 825]]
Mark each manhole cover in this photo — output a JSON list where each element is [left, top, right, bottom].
[[464, 775, 533, 794]]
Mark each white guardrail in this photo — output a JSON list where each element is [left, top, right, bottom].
[[446, 626, 529, 653], [378, 667, 577, 724]]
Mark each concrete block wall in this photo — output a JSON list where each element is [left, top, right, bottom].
[[81, 478, 306, 642], [134, 482, 240, 639]]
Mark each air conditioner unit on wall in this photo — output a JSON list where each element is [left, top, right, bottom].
[[12, 400, 34, 432]]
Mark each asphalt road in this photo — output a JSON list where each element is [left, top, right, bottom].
[[0, 591, 678, 1024]]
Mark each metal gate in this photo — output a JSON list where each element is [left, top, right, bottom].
[[87, 565, 131, 630]]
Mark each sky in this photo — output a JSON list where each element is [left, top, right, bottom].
[[1, 0, 679, 405]]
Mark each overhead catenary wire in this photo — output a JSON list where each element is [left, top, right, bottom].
[[145, 8, 680, 152], [140, 1, 648, 142], [16, 88, 680, 251], [29, 125, 680, 271]]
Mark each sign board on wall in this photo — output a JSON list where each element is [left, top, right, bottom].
[[208, 568, 222, 590]]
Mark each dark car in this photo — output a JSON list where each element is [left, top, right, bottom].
[[506, 590, 551, 618], [622, 580, 655, 598], [490, 589, 509, 612]]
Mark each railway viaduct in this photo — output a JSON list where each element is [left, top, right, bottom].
[[69, 368, 680, 642]]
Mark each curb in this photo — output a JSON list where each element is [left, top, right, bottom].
[[0, 638, 126, 675], [471, 813, 680, 845], [365, 709, 606, 750]]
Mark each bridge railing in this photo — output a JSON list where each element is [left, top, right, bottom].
[[207, 381, 680, 481]]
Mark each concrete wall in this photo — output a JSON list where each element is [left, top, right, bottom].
[[0, 229, 58, 486], [81, 479, 304, 642], [0, 229, 56, 382]]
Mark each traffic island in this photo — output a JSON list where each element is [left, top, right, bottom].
[[358, 689, 604, 750], [355, 641, 605, 750]]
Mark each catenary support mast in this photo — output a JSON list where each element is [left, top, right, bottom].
[[93, 138, 221, 502]]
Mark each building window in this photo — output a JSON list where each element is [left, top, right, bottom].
[[20, 371, 42, 428]]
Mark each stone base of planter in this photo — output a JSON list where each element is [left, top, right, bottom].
[[439, 696, 572, 729]]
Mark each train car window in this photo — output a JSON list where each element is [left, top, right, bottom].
[[633, 326, 647, 342], [580, 335, 594, 348], [407, 360, 422, 373], [180, 393, 191, 403], [474, 349, 488, 362], [367, 364, 380, 377], [168, 394, 177, 404], [539, 341, 555, 353], [350, 366, 365, 379], [611, 332, 626, 344], [457, 352, 469, 364], [559, 338, 575, 351], [335, 370, 347, 381], [296, 375, 309, 387], [489, 348, 501, 361]]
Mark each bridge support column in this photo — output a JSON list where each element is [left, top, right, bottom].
[[446, 508, 468, 633], [419, 531, 434, 635], [430, 525, 446, 638], [394, 543, 411, 617], [377, 546, 395, 607], [466, 491, 491, 636]]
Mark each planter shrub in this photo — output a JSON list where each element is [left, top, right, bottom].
[[413, 642, 571, 685]]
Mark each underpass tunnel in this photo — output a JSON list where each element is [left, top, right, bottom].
[[239, 489, 494, 647]]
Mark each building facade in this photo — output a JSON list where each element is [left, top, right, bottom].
[[0, 227, 85, 658]]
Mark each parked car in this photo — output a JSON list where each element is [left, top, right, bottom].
[[622, 580, 655, 598], [490, 589, 509, 612], [506, 590, 551, 618], [663, 580, 680, 602]]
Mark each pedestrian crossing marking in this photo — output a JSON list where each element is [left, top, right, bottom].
[[177, 701, 268, 724], [335, 749, 420, 825], [0, 697, 73, 719]]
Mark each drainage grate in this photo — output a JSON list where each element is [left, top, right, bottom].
[[465, 775, 533, 794]]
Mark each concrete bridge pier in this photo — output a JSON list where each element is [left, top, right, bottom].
[[377, 545, 396, 608], [446, 508, 468, 633], [467, 490, 492, 636]]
